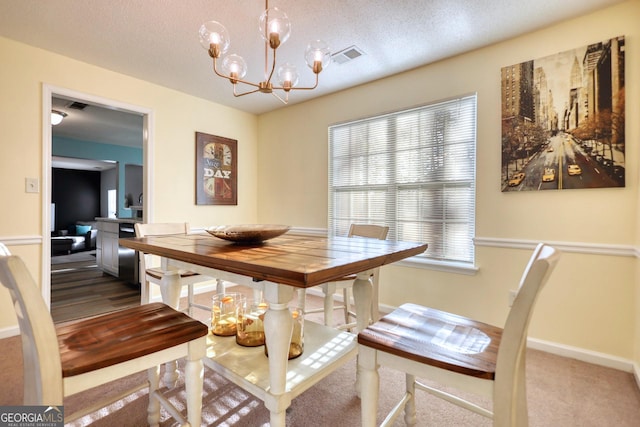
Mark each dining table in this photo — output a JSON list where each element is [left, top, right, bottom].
[[120, 229, 427, 426]]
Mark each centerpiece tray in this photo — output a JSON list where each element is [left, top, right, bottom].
[[206, 224, 290, 243]]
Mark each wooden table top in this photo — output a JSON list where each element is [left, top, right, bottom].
[[120, 232, 428, 288]]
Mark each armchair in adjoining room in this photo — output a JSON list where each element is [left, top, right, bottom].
[[51, 221, 98, 255]]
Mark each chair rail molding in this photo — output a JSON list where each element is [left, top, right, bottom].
[[4, 233, 637, 259], [0, 236, 43, 246], [474, 236, 637, 257], [288, 231, 637, 257]]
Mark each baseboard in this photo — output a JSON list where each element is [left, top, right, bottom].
[[0, 325, 19, 339], [380, 300, 639, 380], [303, 287, 326, 298], [527, 337, 635, 372], [148, 282, 219, 303]]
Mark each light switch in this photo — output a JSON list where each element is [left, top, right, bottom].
[[25, 177, 39, 193]]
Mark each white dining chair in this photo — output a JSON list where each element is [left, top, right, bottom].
[[135, 222, 223, 316], [302, 224, 389, 329], [0, 243, 208, 426], [357, 243, 560, 426]]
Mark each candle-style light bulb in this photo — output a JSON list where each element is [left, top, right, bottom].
[[305, 40, 331, 74], [277, 63, 299, 91], [199, 21, 230, 58], [259, 7, 291, 49]]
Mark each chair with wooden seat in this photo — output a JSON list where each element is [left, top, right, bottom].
[[358, 243, 560, 426], [136, 222, 223, 316], [0, 243, 208, 426], [303, 224, 389, 329]]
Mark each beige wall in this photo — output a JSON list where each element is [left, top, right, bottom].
[[257, 1, 640, 362], [0, 1, 638, 369], [0, 37, 259, 330]]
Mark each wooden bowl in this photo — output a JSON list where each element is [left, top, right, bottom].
[[206, 224, 290, 243]]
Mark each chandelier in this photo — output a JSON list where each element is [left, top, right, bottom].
[[199, 0, 331, 104]]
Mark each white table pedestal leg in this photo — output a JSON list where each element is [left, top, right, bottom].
[[351, 270, 373, 332], [185, 339, 205, 427], [159, 259, 181, 388], [351, 270, 373, 394], [358, 345, 379, 425], [262, 282, 294, 427], [322, 282, 337, 326]]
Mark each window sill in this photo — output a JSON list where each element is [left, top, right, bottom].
[[394, 257, 479, 276]]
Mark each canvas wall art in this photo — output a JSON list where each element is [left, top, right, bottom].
[[502, 36, 625, 191]]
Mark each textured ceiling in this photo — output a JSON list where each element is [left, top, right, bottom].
[[0, 0, 625, 117], [1, 0, 626, 154]]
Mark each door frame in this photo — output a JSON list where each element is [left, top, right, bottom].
[[42, 84, 154, 307]]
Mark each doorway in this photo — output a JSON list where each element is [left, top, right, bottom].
[[42, 84, 153, 317]]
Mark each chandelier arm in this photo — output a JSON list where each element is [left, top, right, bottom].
[[272, 73, 320, 91], [264, 38, 269, 80], [232, 86, 262, 97], [231, 77, 263, 89], [263, 46, 278, 86], [213, 59, 261, 89], [270, 91, 288, 104]]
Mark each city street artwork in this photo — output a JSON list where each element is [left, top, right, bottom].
[[501, 36, 625, 192]]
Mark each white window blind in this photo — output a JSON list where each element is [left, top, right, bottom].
[[328, 94, 477, 264]]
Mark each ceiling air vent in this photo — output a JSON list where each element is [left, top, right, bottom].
[[67, 101, 89, 110], [331, 45, 365, 65]]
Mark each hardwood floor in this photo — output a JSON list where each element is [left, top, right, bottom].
[[51, 252, 140, 323]]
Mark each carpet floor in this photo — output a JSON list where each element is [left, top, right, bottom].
[[1, 287, 639, 426]]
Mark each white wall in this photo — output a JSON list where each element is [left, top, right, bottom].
[[257, 1, 640, 364]]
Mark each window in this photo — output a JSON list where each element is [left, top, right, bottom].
[[328, 94, 477, 265]]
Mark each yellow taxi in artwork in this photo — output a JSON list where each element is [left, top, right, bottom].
[[542, 168, 556, 182], [568, 164, 582, 176], [508, 172, 526, 186]]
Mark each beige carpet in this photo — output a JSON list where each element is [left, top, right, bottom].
[[1, 288, 639, 426]]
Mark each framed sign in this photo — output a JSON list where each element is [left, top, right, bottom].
[[196, 132, 237, 205]]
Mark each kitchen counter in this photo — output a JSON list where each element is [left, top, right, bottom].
[[95, 218, 141, 284], [95, 217, 143, 224]]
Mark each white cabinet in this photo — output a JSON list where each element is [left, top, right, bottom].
[[97, 220, 119, 276]]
